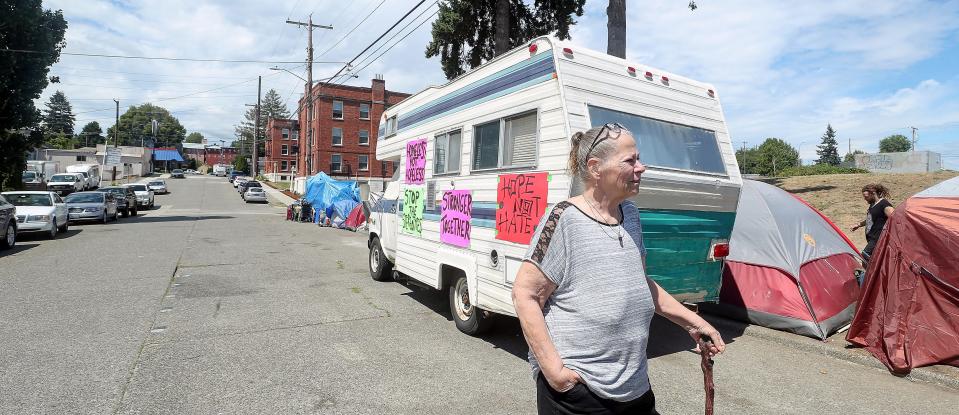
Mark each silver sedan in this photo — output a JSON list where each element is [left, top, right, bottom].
[[243, 187, 268, 203]]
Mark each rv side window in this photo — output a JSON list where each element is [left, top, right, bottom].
[[433, 130, 461, 175], [587, 105, 726, 175], [472, 111, 537, 171], [386, 116, 398, 137]]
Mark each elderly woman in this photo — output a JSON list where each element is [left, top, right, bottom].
[[512, 124, 726, 415]]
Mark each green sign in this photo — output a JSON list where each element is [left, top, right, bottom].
[[402, 186, 425, 236]]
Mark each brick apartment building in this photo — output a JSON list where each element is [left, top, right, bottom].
[[204, 144, 238, 167], [296, 77, 410, 191], [263, 118, 299, 182]]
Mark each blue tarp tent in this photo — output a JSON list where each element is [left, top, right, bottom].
[[302, 172, 361, 225]]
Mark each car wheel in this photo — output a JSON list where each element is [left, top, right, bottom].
[[369, 237, 393, 282], [131, 206, 138, 216], [121, 207, 129, 218], [48, 219, 58, 239], [449, 273, 494, 336], [112, 210, 118, 221], [1, 222, 15, 249], [102, 211, 109, 224], [59, 219, 68, 233]]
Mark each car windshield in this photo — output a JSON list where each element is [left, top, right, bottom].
[[22, 171, 37, 180], [101, 188, 125, 195], [248, 187, 263, 192], [245, 181, 260, 187], [6, 193, 52, 206], [149, 181, 164, 186], [65, 193, 104, 203], [128, 185, 147, 191], [50, 174, 76, 182], [172, 169, 182, 173]]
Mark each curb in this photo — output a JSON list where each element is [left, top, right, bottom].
[[703, 314, 959, 391]]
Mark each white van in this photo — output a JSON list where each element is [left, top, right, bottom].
[[66, 164, 101, 189], [368, 37, 742, 335], [212, 164, 232, 177]]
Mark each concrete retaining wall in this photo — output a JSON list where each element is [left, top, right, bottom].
[[854, 151, 942, 173]]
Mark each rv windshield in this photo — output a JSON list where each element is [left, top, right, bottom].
[[22, 171, 37, 180], [588, 106, 727, 175]]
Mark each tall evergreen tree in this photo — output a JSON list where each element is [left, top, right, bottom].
[[43, 90, 75, 137], [79, 121, 105, 147], [425, 0, 586, 80], [816, 124, 841, 166], [233, 89, 290, 157], [0, 2, 67, 190]]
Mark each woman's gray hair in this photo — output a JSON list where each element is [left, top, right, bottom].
[[567, 125, 625, 182]]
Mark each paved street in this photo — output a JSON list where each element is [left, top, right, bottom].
[[1, 175, 956, 414]]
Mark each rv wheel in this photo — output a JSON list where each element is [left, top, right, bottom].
[[369, 236, 393, 281], [449, 274, 493, 336]]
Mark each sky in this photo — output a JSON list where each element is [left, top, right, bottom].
[[39, 0, 959, 169]]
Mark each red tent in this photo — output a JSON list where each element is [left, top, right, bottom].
[[846, 176, 959, 373], [706, 180, 862, 340], [343, 203, 366, 230]]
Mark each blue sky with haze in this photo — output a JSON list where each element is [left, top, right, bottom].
[[40, 0, 959, 168]]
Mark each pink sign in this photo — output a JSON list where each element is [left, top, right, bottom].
[[405, 138, 427, 184], [440, 190, 472, 248]]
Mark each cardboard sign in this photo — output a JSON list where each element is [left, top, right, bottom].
[[402, 186, 425, 236], [495, 172, 549, 244], [440, 190, 472, 248], [404, 138, 427, 184]]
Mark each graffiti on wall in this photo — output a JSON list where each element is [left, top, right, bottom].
[[860, 154, 893, 170]]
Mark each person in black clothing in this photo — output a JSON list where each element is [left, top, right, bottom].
[[850, 183, 895, 262]]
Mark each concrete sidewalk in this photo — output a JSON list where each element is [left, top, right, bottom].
[[260, 182, 296, 206]]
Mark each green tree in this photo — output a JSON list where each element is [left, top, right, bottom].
[[45, 132, 77, 149], [425, 0, 586, 80], [233, 156, 249, 173], [879, 134, 911, 153], [0, 2, 68, 190], [816, 124, 841, 166], [735, 146, 761, 175], [185, 132, 204, 144], [844, 149, 865, 163], [78, 121, 105, 147], [754, 138, 799, 176], [106, 103, 186, 147], [42, 90, 75, 137], [233, 89, 290, 157]]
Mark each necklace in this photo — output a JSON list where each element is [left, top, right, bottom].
[[583, 195, 624, 247]]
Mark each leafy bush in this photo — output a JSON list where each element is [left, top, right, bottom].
[[779, 164, 869, 177]]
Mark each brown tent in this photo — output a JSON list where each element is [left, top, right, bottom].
[[846, 176, 959, 373]]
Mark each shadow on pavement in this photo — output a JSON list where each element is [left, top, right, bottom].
[[121, 215, 235, 223], [647, 314, 744, 359], [17, 228, 84, 241], [1, 241, 40, 255]]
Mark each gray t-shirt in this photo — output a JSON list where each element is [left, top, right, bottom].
[[523, 200, 655, 402]]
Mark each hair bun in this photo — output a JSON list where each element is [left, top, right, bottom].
[[571, 131, 585, 145]]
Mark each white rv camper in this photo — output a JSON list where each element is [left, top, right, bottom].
[[66, 164, 101, 189], [369, 37, 742, 335]]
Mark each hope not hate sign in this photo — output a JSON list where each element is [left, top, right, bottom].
[[440, 190, 472, 248], [405, 138, 427, 185], [496, 172, 548, 244]]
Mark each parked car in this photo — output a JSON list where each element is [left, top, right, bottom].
[[147, 180, 168, 194], [171, 169, 185, 179], [99, 186, 138, 217], [237, 180, 260, 194], [22, 170, 46, 190], [65, 191, 118, 223], [242, 186, 267, 203], [0, 195, 18, 249], [184, 169, 197, 175], [1, 191, 69, 239], [122, 183, 155, 209], [46, 173, 84, 195], [233, 177, 249, 189], [228, 171, 244, 183]]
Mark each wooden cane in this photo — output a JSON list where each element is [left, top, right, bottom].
[[700, 340, 715, 415]]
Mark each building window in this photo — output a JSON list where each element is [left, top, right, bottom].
[[282, 128, 290, 139], [291, 145, 299, 155], [472, 111, 537, 171], [331, 154, 342, 172], [76, 155, 87, 161], [332, 100, 343, 119], [359, 130, 369, 146], [292, 130, 299, 140], [434, 130, 461, 175], [386, 115, 397, 136], [332, 127, 343, 146], [281, 160, 288, 171], [360, 103, 370, 120], [359, 155, 369, 171], [281, 144, 289, 155]]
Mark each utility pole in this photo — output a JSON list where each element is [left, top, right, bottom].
[[113, 99, 119, 182], [286, 15, 332, 178], [910, 126, 918, 152], [249, 76, 262, 178], [741, 140, 748, 174]]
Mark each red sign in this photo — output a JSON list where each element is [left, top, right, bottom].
[[496, 172, 549, 244]]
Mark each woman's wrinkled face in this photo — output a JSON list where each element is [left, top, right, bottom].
[[592, 132, 646, 200]]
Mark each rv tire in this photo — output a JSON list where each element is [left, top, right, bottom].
[[369, 236, 393, 281], [449, 274, 493, 336]]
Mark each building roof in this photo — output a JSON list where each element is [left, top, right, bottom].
[[182, 142, 205, 150], [153, 148, 185, 162]]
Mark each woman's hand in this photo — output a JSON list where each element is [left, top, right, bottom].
[[687, 323, 726, 357], [544, 366, 583, 393]]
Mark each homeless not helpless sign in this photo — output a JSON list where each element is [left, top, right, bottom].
[[405, 138, 427, 185]]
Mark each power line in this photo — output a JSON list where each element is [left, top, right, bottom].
[[327, 0, 430, 83], [0, 49, 345, 64], [337, 2, 438, 84], [316, 0, 388, 59], [52, 65, 266, 80]]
